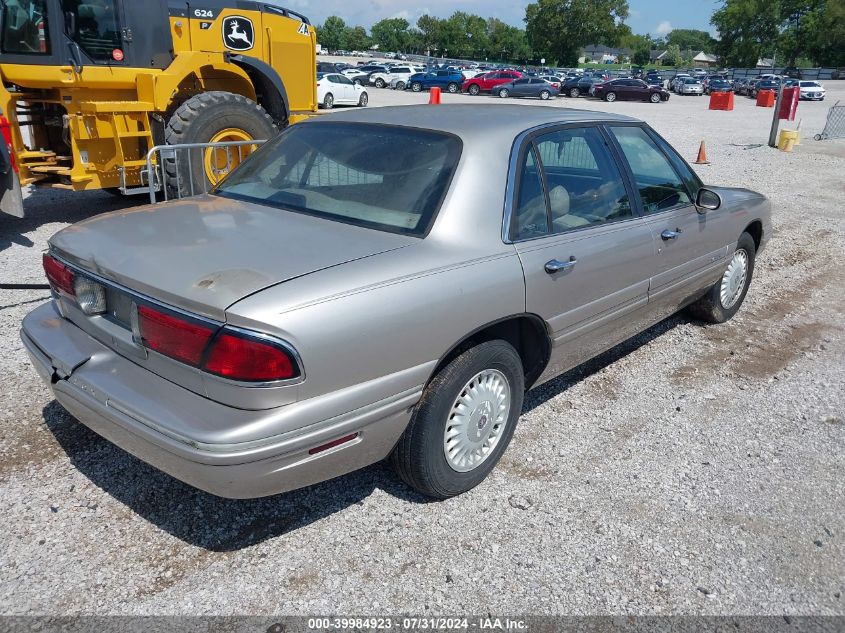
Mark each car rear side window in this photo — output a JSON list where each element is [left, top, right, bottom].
[[608, 126, 693, 215], [216, 123, 462, 236]]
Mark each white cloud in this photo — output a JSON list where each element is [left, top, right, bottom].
[[656, 20, 673, 36]]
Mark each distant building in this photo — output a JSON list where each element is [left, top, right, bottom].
[[580, 44, 633, 64], [692, 51, 719, 67], [757, 58, 775, 68]]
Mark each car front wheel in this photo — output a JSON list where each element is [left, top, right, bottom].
[[688, 232, 756, 324], [569, 87, 580, 98], [396, 81, 406, 91], [650, 93, 662, 103], [468, 84, 480, 95], [374, 78, 386, 88], [358, 91, 368, 107], [391, 340, 524, 499], [411, 82, 422, 92]]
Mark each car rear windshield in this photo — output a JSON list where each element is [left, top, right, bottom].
[[216, 122, 462, 236]]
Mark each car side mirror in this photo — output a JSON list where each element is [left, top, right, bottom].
[[696, 187, 722, 212]]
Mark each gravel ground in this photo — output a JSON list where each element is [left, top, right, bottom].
[[1, 79, 843, 616]]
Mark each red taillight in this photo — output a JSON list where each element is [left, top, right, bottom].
[[137, 304, 216, 366], [43, 253, 75, 295], [203, 331, 298, 382], [309, 433, 359, 455]]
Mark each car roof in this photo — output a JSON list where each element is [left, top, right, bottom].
[[304, 105, 640, 141]]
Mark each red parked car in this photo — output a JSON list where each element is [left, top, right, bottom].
[[463, 70, 523, 95]]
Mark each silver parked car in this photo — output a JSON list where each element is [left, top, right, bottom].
[[22, 105, 771, 500], [677, 77, 705, 95]]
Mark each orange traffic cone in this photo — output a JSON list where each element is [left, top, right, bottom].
[[694, 140, 710, 165], [429, 87, 441, 105]]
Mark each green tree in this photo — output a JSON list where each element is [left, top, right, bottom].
[[317, 16, 347, 52], [665, 28, 717, 52], [370, 17, 410, 53], [524, 0, 630, 66], [487, 18, 532, 62], [416, 14, 443, 54], [344, 25, 371, 52], [632, 44, 651, 66], [801, 0, 845, 66], [664, 43, 683, 66]]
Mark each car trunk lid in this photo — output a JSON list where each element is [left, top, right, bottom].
[[49, 194, 417, 321]]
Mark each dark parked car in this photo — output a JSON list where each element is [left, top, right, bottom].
[[752, 79, 780, 97], [407, 69, 465, 93], [562, 75, 598, 98], [317, 62, 345, 74], [592, 79, 670, 103], [706, 79, 734, 94], [495, 77, 560, 100]]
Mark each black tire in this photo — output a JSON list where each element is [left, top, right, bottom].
[[688, 232, 756, 324], [358, 91, 368, 107], [569, 87, 580, 98], [411, 81, 422, 92], [447, 82, 459, 94], [374, 78, 386, 88], [605, 91, 617, 102], [164, 92, 277, 198], [498, 88, 509, 98], [650, 93, 661, 103], [322, 93, 334, 109], [539, 90, 551, 100], [395, 81, 406, 91], [391, 340, 525, 499], [468, 84, 480, 95]]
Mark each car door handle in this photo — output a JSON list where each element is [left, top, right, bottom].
[[661, 228, 683, 241], [545, 257, 577, 274]]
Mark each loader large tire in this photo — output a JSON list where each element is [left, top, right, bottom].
[[163, 92, 276, 198]]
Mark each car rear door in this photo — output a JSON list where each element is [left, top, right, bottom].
[[511, 78, 530, 96], [606, 124, 732, 316], [510, 125, 656, 377]]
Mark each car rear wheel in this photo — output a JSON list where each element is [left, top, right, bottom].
[[358, 92, 368, 107], [323, 93, 334, 109], [569, 87, 580, 98], [390, 340, 524, 499], [411, 82, 422, 92], [539, 90, 551, 100], [688, 232, 756, 324], [468, 84, 480, 95], [498, 88, 509, 98], [605, 91, 617, 102], [396, 81, 406, 91], [447, 82, 459, 93], [374, 78, 386, 88], [650, 93, 662, 103]]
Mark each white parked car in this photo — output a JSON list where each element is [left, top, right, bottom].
[[677, 77, 704, 95], [796, 80, 825, 101], [317, 73, 369, 109], [369, 65, 424, 89]]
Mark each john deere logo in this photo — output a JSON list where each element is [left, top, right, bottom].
[[222, 16, 254, 51]]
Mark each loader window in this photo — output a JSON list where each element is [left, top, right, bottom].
[[1, 0, 51, 55], [61, 0, 121, 62]]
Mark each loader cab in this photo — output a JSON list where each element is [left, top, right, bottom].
[[0, 0, 172, 68]]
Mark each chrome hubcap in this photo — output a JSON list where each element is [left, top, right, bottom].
[[720, 249, 749, 309], [443, 369, 511, 473]]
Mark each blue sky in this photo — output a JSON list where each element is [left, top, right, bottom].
[[289, 0, 721, 37]]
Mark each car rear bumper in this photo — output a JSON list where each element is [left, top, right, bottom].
[[21, 302, 416, 499]]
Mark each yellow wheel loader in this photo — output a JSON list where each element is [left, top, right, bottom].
[[0, 0, 318, 217]]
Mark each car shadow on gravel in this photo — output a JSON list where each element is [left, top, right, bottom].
[[40, 401, 431, 552], [0, 188, 144, 253], [39, 313, 690, 552]]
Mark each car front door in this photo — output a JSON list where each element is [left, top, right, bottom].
[[334, 74, 354, 102], [606, 124, 733, 316], [510, 125, 656, 379]]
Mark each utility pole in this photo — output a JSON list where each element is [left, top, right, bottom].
[[768, 54, 783, 147]]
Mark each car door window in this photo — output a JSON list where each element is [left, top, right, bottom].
[[609, 126, 693, 214], [534, 127, 631, 233], [513, 148, 549, 239]]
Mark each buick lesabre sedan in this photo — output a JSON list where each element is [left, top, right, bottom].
[[22, 105, 771, 500]]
